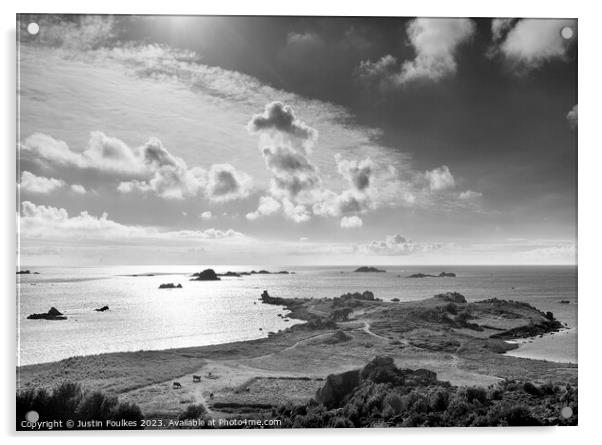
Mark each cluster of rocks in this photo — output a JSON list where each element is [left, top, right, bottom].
[[408, 272, 456, 278], [191, 269, 293, 280], [159, 283, 183, 289], [219, 270, 292, 277]]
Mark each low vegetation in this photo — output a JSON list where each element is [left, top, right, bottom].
[[16, 382, 143, 430]]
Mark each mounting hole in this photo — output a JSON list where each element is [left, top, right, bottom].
[[27, 22, 39, 35], [560, 26, 574, 40], [25, 410, 39, 422], [561, 406, 573, 419]]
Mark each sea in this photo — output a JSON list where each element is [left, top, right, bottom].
[[16, 265, 577, 367]]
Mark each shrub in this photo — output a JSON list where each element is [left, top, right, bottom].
[[329, 416, 354, 428], [429, 390, 450, 411], [16, 382, 144, 430], [464, 387, 488, 405], [503, 405, 541, 426], [179, 404, 207, 420], [110, 402, 143, 423], [523, 382, 542, 397]]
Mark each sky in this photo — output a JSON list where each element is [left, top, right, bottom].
[[16, 15, 577, 266]]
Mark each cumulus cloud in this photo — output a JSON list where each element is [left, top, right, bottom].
[[19, 171, 65, 194], [19, 201, 245, 242], [22, 132, 146, 176], [70, 184, 87, 194], [358, 18, 475, 87], [340, 215, 363, 229], [567, 104, 578, 129], [23, 131, 253, 201], [336, 154, 374, 192], [246, 102, 323, 222], [491, 18, 517, 42], [357, 234, 443, 256], [491, 19, 577, 73], [425, 165, 455, 191], [458, 190, 483, 200], [200, 211, 212, 220], [206, 164, 253, 202], [247, 101, 318, 151], [246, 196, 281, 221], [282, 198, 311, 223]]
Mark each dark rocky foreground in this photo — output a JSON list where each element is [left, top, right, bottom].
[[274, 356, 577, 427]]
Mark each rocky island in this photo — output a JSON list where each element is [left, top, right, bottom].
[[408, 272, 456, 278], [353, 266, 386, 273], [190, 269, 220, 281], [159, 283, 183, 289], [27, 307, 66, 320]]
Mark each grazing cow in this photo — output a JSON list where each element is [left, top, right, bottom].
[[209, 393, 214, 399], [208, 372, 212, 377], [193, 375, 201, 383], [173, 382, 182, 389]]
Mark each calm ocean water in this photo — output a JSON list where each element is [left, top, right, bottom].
[[16, 265, 577, 366]]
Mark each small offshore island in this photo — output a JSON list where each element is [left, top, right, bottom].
[[17, 288, 577, 428]]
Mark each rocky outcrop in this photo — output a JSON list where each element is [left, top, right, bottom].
[[217, 270, 292, 277], [409, 272, 456, 278], [260, 290, 287, 305], [190, 269, 220, 281], [159, 283, 183, 289], [315, 369, 361, 409], [94, 305, 109, 312], [316, 356, 439, 409], [218, 271, 242, 277], [434, 292, 467, 304], [27, 307, 66, 320], [354, 266, 385, 273]]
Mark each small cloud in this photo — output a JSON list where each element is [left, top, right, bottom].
[[70, 184, 87, 194], [282, 199, 310, 223], [425, 165, 455, 191], [246, 195, 282, 221], [19, 171, 65, 194], [299, 236, 309, 242], [247, 101, 318, 148], [357, 18, 475, 87], [357, 234, 443, 256], [206, 163, 252, 202], [458, 190, 483, 200], [200, 211, 212, 220], [491, 18, 577, 74], [567, 104, 578, 129], [340, 215, 363, 229], [19, 201, 247, 242]]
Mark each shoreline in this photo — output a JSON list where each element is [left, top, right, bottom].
[[17, 290, 577, 419]]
